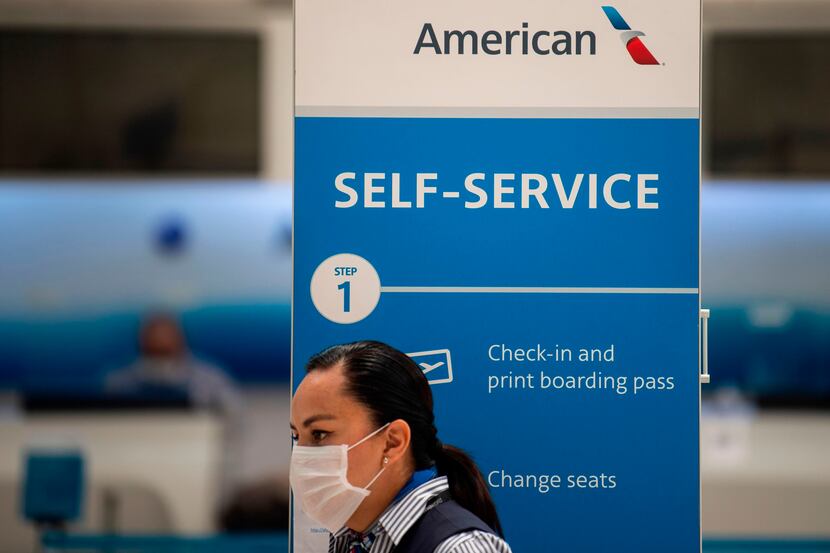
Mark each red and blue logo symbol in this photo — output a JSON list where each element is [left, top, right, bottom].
[[601, 5, 659, 65]]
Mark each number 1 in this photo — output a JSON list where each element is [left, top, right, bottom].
[[338, 280, 351, 312]]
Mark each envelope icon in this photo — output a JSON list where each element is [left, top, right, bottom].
[[407, 349, 453, 385]]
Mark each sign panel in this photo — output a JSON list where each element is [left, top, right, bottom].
[[293, 1, 700, 552]]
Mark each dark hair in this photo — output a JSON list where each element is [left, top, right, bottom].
[[306, 340, 503, 537]]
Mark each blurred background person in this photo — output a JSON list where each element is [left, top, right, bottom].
[[106, 312, 241, 414]]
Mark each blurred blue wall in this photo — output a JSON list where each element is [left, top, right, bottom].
[[702, 182, 830, 399], [0, 182, 291, 391]]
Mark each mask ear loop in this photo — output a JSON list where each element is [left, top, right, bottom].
[[364, 460, 387, 489], [346, 422, 392, 491], [347, 421, 391, 451]]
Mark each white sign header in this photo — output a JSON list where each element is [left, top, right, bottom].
[[295, 0, 700, 113]]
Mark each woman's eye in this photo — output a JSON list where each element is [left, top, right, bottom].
[[290, 433, 299, 443], [311, 430, 329, 443]]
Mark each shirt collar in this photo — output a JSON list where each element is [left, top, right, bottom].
[[378, 474, 448, 545], [393, 467, 437, 502]]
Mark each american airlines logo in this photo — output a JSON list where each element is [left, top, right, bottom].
[[412, 6, 662, 65], [601, 5, 660, 65]]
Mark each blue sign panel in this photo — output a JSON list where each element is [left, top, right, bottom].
[[293, 117, 700, 552]]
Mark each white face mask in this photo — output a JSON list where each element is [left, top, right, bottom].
[[289, 422, 390, 533]]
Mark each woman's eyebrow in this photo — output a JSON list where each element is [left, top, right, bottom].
[[302, 413, 337, 427]]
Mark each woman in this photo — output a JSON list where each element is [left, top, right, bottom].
[[290, 341, 512, 553]]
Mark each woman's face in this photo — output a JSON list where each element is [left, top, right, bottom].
[[290, 362, 388, 493]]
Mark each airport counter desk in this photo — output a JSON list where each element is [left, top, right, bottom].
[[0, 411, 225, 551], [38, 533, 830, 553], [41, 533, 289, 552], [703, 542, 830, 553]]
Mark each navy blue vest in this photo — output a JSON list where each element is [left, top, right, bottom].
[[394, 492, 497, 553]]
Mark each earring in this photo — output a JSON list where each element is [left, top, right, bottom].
[[383, 457, 389, 465]]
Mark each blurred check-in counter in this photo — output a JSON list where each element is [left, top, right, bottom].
[[0, 410, 222, 551], [701, 183, 830, 538], [2, 399, 829, 548], [702, 408, 830, 537]]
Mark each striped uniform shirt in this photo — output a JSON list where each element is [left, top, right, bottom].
[[330, 475, 512, 553]]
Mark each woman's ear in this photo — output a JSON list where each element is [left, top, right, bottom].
[[383, 419, 411, 464]]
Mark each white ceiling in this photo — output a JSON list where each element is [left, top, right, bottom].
[[0, 0, 291, 31]]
